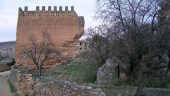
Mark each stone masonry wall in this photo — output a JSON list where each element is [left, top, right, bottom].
[[9, 65, 106, 96], [15, 6, 84, 68]]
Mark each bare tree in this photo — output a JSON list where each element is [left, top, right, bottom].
[[23, 30, 60, 79], [95, 0, 170, 95], [86, 24, 115, 64]]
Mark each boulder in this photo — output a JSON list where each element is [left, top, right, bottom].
[[113, 56, 130, 74], [97, 57, 130, 85], [97, 59, 118, 85]]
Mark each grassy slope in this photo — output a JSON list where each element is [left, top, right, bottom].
[[22, 57, 170, 96]]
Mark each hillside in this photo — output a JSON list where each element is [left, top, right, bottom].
[[0, 41, 15, 48], [0, 41, 15, 59]]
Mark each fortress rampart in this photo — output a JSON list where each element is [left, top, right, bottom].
[[15, 6, 84, 68]]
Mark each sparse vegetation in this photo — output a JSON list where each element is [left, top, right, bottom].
[[143, 77, 170, 88], [21, 57, 170, 88], [20, 55, 170, 95], [111, 77, 127, 86], [126, 68, 170, 88], [102, 87, 170, 96], [8, 79, 16, 93]]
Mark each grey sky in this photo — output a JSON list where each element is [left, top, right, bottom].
[[0, 0, 99, 42]]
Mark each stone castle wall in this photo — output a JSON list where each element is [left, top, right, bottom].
[[15, 6, 84, 68], [9, 65, 106, 96]]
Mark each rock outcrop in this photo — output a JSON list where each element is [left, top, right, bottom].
[[97, 57, 130, 85], [97, 59, 118, 85]]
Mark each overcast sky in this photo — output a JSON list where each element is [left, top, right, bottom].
[[0, 0, 100, 42]]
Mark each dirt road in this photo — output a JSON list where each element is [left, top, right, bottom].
[[0, 70, 13, 96]]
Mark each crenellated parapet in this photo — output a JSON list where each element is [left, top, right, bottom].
[[18, 6, 78, 17]]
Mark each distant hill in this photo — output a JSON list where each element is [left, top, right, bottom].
[[0, 41, 15, 48], [0, 41, 15, 59]]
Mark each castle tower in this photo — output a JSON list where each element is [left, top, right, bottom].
[[15, 6, 85, 68]]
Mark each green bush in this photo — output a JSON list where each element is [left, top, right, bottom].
[[128, 77, 138, 87], [83, 70, 97, 82], [160, 79, 169, 88], [126, 68, 138, 87], [8, 79, 16, 93], [79, 58, 99, 83], [64, 64, 85, 76], [72, 58, 99, 83], [144, 77, 170, 88], [144, 79, 159, 88], [7, 59, 16, 67], [119, 79, 127, 86], [112, 77, 119, 86]]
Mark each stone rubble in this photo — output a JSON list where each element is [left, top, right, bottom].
[[9, 65, 106, 96]]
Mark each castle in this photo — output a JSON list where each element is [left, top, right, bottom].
[[15, 6, 84, 68]]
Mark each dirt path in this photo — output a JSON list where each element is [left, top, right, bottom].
[[0, 70, 13, 96]]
